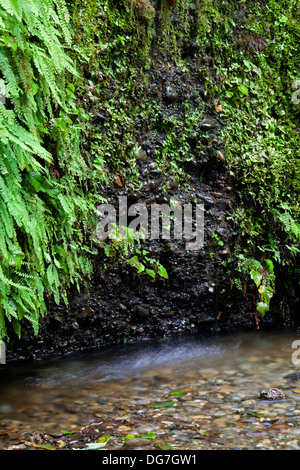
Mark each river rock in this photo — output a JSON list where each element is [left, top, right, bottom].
[[259, 388, 286, 400], [133, 305, 150, 319], [124, 438, 153, 448], [165, 86, 179, 102], [197, 194, 215, 207], [76, 307, 95, 319]]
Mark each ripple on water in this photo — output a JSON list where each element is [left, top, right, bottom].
[[1, 330, 300, 450]]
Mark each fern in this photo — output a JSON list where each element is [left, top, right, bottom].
[[0, 0, 100, 340], [274, 208, 300, 242]]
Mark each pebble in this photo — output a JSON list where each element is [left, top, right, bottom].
[[200, 118, 217, 129], [149, 162, 157, 169], [1, 332, 300, 451], [124, 438, 153, 448], [197, 194, 215, 207], [165, 86, 179, 102], [216, 151, 225, 161], [137, 149, 148, 162], [133, 305, 150, 318]]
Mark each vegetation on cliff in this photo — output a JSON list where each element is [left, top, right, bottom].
[[0, 0, 299, 340], [0, 0, 101, 339]]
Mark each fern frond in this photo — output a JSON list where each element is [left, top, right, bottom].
[[0, 0, 99, 340]]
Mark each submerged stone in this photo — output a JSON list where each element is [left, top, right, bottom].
[[259, 388, 286, 400]]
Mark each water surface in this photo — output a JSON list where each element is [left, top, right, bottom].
[[1, 330, 300, 449]]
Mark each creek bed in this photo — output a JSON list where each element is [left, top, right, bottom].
[[1, 330, 300, 450]]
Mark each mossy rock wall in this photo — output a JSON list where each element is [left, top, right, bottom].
[[6, 0, 300, 359]]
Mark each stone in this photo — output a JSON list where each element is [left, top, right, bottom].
[[284, 372, 300, 380], [163, 242, 177, 253], [148, 179, 161, 190], [97, 398, 107, 405], [137, 149, 148, 162], [76, 307, 95, 319], [133, 305, 150, 319], [200, 118, 217, 129], [165, 86, 179, 102], [218, 248, 231, 257], [166, 178, 179, 190], [149, 162, 158, 169], [267, 423, 291, 432], [259, 388, 286, 400], [216, 150, 225, 161], [197, 194, 215, 207], [124, 438, 152, 448]]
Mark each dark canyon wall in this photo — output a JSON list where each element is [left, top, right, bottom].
[[6, 0, 299, 360]]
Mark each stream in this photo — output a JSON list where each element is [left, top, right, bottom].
[[1, 329, 300, 450]]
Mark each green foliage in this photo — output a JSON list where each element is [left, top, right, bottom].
[[233, 255, 275, 318], [211, 232, 224, 247], [250, 258, 275, 318], [128, 248, 169, 280], [69, 0, 300, 320], [0, 0, 100, 340], [156, 101, 205, 178], [2, 0, 297, 341], [201, 0, 300, 313], [120, 431, 156, 442], [70, 0, 152, 74], [88, 94, 154, 187], [98, 225, 168, 280], [68, 0, 164, 190], [149, 399, 175, 408]]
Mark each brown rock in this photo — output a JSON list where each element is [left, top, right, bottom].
[[267, 423, 291, 432], [216, 151, 225, 161]]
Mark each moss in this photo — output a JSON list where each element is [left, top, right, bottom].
[[68, 0, 300, 320]]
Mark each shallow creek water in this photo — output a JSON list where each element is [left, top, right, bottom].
[[1, 330, 300, 450]]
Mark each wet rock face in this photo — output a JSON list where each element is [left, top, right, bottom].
[[6, 164, 246, 360], [5, 5, 258, 361], [6, 147, 248, 361]]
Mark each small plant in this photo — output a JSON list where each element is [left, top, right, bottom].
[[100, 225, 168, 280], [250, 258, 275, 319], [211, 232, 224, 246], [127, 248, 169, 280], [101, 225, 137, 264], [232, 254, 275, 327]]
